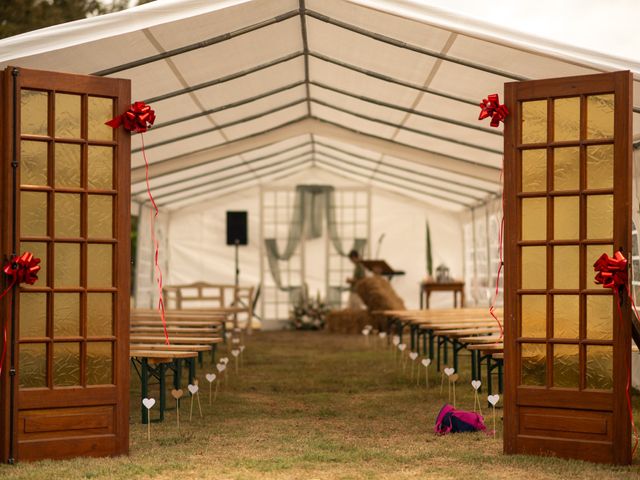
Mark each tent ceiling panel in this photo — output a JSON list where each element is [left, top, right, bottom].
[[413, 92, 496, 134], [131, 130, 227, 168], [241, 134, 312, 160], [219, 103, 308, 141], [427, 61, 512, 104], [124, 61, 187, 102], [311, 103, 398, 139]]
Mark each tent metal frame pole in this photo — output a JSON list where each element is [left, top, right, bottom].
[[93, 10, 300, 76], [299, 0, 312, 116]]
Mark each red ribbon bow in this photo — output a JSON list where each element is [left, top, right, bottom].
[[478, 93, 509, 127], [594, 251, 628, 290], [3, 251, 41, 286], [106, 101, 156, 133]]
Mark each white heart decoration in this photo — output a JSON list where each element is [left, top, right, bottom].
[[409, 352, 418, 361], [471, 380, 481, 390], [221, 357, 229, 364], [379, 332, 387, 339], [188, 384, 199, 395], [365, 324, 373, 330], [142, 398, 155, 410], [488, 394, 500, 406], [232, 338, 241, 344], [392, 336, 400, 346], [361, 329, 370, 336], [225, 332, 232, 339], [231, 349, 240, 357], [216, 363, 226, 373], [444, 367, 455, 376], [421, 358, 431, 367], [398, 343, 407, 352], [206, 373, 216, 383], [239, 345, 245, 352]]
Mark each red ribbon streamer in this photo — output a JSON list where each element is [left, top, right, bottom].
[[106, 101, 156, 133], [593, 251, 638, 455], [478, 93, 509, 127]]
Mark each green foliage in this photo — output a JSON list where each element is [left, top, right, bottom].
[[426, 220, 433, 277]]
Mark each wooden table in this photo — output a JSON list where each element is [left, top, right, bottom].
[[420, 281, 465, 309]]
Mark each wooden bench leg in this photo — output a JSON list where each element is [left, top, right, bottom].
[[497, 360, 504, 393], [428, 331, 435, 362], [173, 359, 182, 390], [188, 357, 196, 384], [410, 324, 417, 352], [159, 363, 166, 422], [422, 331, 427, 356], [486, 354, 493, 399], [211, 343, 217, 364], [452, 339, 464, 373]]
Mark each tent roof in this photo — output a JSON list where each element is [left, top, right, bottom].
[[1, 0, 639, 212]]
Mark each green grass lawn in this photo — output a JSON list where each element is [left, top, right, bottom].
[[2, 331, 640, 479]]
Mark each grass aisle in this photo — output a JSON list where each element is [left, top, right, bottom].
[[2, 331, 640, 479]]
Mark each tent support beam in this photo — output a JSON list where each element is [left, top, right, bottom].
[[299, 0, 312, 116]]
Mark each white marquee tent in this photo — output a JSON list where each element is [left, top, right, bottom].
[[2, 0, 640, 327]]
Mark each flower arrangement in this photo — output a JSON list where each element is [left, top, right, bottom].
[[290, 293, 330, 330]]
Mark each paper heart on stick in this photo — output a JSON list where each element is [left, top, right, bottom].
[[142, 398, 155, 409], [392, 336, 400, 346], [471, 380, 481, 390], [444, 367, 455, 376], [216, 363, 226, 373], [449, 373, 459, 382], [488, 394, 500, 406], [239, 345, 245, 352], [409, 352, 418, 361], [205, 373, 216, 383], [188, 384, 199, 395], [220, 357, 229, 364], [232, 338, 241, 344], [398, 343, 407, 352], [361, 329, 370, 336], [231, 349, 240, 357], [171, 389, 184, 399], [421, 358, 431, 367], [225, 332, 232, 339], [379, 332, 387, 338]]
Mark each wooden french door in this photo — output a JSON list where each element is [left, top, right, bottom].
[[503, 71, 633, 464], [0, 67, 130, 461]]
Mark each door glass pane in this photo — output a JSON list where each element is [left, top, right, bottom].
[[586, 295, 613, 340], [553, 246, 579, 289], [554, 97, 580, 142], [586, 145, 613, 190], [553, 196, 579, 240], [53, 293, 80, 337], [87, 342, 113, 385], [586, 195, 613, 239], [21, 90, 48, 136], [521, 295, 546, 337], [87, 293, 113, 336], [553, 344, 579, 388], [87, 244, 112, 287], [88, 97, 114, 141], [553, 147, 579, 191], [55, 93, 81, 138], [21, 141, 48, 186], [521, 246, 546, 289], [521, 343, 546, 386], [53, 342, 80, 386], [20, 292, 47, 338], [521, 149, 546, 192], [553, 295, 579, 338], [20, 241, 47, 286], [19, 343, 47, 388], [586, 345, 613, 390], [55, 193, 80, 238], [54, 243, 80, 287], [587, 94, 614, 139], [88, 195, 113, 238], [521, 100, 547, 144], [20, 191, 47, 236], [54, 143, 81, 188], [88, 146, 113, 190], [586, 244, 613, 290], [521, 197, 546, 241]]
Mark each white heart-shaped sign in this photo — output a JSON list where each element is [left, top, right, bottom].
[[361, 329, 370, 336], [221, 357, 229, 364], [444, 367, 455, 376], [398, 343, 407, 351], [392, 336, 400, 346], [232, 338, 241, 344], [239, 345, 245, 352], [471, 380, 481, 390], [231, 349, 240, 357], [409, 352, 418, 360], [188, 384, 199, 395], [206, 373, 216, 383], [216, 363, 226, 373], [365, 324, 372, 330], [488, 394, 500, 406], [225, 332, 232, 339], [421, 358, 431, 367], [142, 398, 155, 410], [379, 332, 387, 339]]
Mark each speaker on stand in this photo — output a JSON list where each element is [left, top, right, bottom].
[[226, 211, 248, 289]]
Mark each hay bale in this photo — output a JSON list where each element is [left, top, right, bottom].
[[325, 309, 371, 334], [356, 276, 405, 311]]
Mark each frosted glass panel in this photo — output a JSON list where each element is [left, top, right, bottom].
[[521, 149, 546, 192], [87, 342, 113, 385], [21, 90, 48, 136], [553, 147, 579, 191], [88, 146, 113, 190], [53, 342, 80, 386], [521, 197, 546, 241], [53, 293, 80, 337], [88, 244, 112, 287], [553, 295, 579, 338], [55, 93, 81, 138], [586, 346, 613, 390], [20, 292, 47, 338], [54, 143, 81, 187], [521, 295, 546, 337], [554, 97, 580, 141], [586, 244, 613, 290], [586, 295, 613, 340], [21, 191, 47, 236], [521, 246, 546, 289], [88, 97, 114, 141], [587, 94, 614, 139], [553, 246, 579, 289], [521, 343, 546, 386], [553, 196, 579, 240], [20, 241, 47, 286], [521, 100, 547, 144], [88, 195, 113, 238], [21, 141, 48, 186], [54, 243, 80, 287], [19, 343, 47, 388], [586, 195, 613, 239], [553, 344, 579, 388], [55, 193, 80, 238], [87, 293, 113, 336], [586, 145, 613, 190]]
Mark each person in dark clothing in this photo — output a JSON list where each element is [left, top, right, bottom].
[[346, 249, 365, 309]]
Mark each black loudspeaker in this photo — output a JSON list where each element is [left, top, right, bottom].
[[226, 211, 248, 245]]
